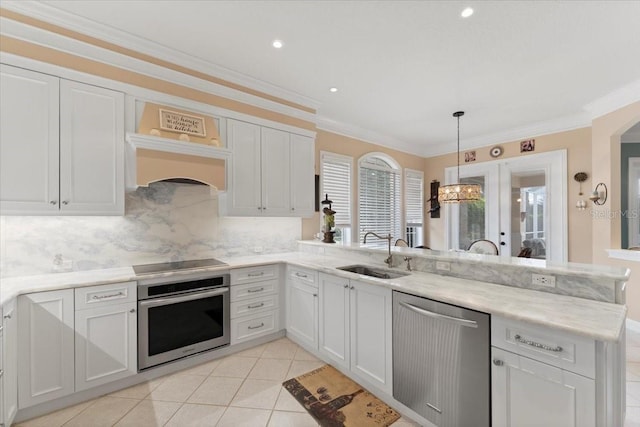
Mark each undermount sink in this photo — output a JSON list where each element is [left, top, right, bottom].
[[336, 264, 410, 279]]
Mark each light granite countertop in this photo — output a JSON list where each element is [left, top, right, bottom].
[[0, 251, 627, 342]]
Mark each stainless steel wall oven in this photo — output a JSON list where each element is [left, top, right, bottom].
[[137, 270, 230, 370]]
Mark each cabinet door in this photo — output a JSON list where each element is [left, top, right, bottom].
[[2, 299, 17, 427], [289, 134, 315, 217], [492, 347, 595, 427], [261, 127, 290, 215], [349, 281, 393, 394], [318, 273, 349, 370], [75, 303, 137, 391], [18, 289, 75, 408], [0, 65, 60, 214], [59, 80, 124, 215], [227, 119, 262, 215], [287, 280, 318, 350]]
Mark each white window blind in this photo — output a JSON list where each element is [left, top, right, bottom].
[[358, 155, 401, 245], [320, 152, 352, 227], [405, 169, 424, 247]]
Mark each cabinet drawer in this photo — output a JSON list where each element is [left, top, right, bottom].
[[231, 264, 279, 285], [231, 279, 278, 301], [491, 316, 595, 378], [230, 295, 279, 319], [231, 310, 278, 344], [75, 281, 136, 310], [287, 266, 317, 288]]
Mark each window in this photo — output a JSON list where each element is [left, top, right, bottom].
[[404, 169, 424, 247], [320, 152, 353, 243], [358, 153, 401, 246]]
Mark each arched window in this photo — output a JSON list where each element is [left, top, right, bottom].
[[358, 153, 401, 245]]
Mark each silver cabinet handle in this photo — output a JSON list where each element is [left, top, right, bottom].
[[247, 302, 264, 309], [291, 207, 295, 211], [399, 302, 478, 328], [295, 272, 308, 278], [247, 287, 265, 293], [313, 293, 318, 297], [263, 207, 266, 210], [493, 359, 504, 366], [0, 369, 3, 377], [50, 200, 58, 205], [258, 207, 262, 210], [514, 334, 563, 352], [3, 314, 11, 319], [62, 200, 69, 205], [92, 291, 125, 300], [248, 272, 265, 277], [343, 284, 349, 288], [248, 322, 264, 330], [129, 308, 136, 313], [0, 326, 3, 333], [350, 286, 354, 290]]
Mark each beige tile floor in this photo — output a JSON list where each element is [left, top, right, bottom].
[[16, 329, 640, 427], [14, 337, 418, 427]]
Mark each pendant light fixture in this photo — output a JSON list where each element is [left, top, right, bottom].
[[438, 111, 482, 203]]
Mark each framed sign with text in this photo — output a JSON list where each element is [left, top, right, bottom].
[[159, 109, 207, 137]]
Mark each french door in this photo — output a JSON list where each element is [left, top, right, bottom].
[[444, 150, 567, 262]]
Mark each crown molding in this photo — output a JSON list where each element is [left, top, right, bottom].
[[583, 78, 640, 120], [0, 1, 321, 111], [316, 115, 424, 157], [422, 112, 592, 157]]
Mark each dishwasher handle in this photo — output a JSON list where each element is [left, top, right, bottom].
[[399, 301, 478, 328]]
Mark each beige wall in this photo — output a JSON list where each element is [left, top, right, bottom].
[[424, 127, 593, 263], [591, 101, 640, 320], [301, 130, 425, 239]]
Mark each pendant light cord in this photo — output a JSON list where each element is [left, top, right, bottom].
[[456, 114, 460, 183]]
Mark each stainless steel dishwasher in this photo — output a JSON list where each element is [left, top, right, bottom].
[[393, 291, 490, 427]]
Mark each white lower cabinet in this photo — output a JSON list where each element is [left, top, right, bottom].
[[18, 289, 75, 408], [17, 282, 138, 409], [491, 317, 597, 427], [1, 299, 18, 427], [74, 282, 137, 392], [230, 264, 280, 344], [318, 273, 393, 394], [286, 266, 318, 350]]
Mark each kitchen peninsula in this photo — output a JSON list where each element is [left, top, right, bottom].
[[0, 241, 628, 427]]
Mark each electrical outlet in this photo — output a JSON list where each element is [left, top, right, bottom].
[[532, 273, 556, 287], [436, 261, 451, 271]]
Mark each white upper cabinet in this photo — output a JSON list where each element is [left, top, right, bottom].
[[0, 65, 60, 213], [226, 118, 315, 217], [0, 64, 124, 215], [289, 133, 315, 216]]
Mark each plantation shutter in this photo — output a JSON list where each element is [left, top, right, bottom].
[[320, 152, 352, 227], [405, 169, 424, 226], [358, 158, 401, 246]]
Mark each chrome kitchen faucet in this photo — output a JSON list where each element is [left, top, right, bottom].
[[363, 232, 393, 267]]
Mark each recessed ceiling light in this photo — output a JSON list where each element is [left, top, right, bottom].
[[461, 7, 474, 18], [272, 40, 283, 49], [329, 87, 338, 93]]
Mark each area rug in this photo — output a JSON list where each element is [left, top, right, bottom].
[[282, 364, 401, 427]]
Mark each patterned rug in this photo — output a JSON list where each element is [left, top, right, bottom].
[[282, 364, 401, 427]]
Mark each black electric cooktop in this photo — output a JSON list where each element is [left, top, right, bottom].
[[132, 258, 228, 275]]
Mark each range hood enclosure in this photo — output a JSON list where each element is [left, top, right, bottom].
[[127, 103, 230, 190]]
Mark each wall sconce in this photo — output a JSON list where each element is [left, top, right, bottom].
[[573, 172, 588, 210], [589, 182, 608, 205]]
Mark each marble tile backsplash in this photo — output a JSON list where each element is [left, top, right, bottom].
[[0, 182, 301, 278]]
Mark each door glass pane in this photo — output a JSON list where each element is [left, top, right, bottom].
[[458, 176, 485, 250], [511, 172, 546, 259]]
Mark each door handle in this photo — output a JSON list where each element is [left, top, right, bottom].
[[399, 302, 478, 328]]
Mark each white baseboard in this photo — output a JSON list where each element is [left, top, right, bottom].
[[626, 318, 640, 333]]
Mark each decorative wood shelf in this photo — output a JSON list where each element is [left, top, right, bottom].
[[126, 133, 231, 160]]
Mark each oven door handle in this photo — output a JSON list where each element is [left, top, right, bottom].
[[139, 287, 229, 308]]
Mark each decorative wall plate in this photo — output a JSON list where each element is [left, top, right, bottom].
[[490, 146, 503, 158]]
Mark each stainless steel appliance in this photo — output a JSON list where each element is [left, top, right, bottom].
[[135, 259, 230, 370], [393, 291, 490, 427]]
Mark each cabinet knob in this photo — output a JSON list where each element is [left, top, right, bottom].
[[3, 314, 11, 319], [50, 200, 57, 205], [500, 242, 506, 246], [350, 286, 354, 290], [493, 358, 504, 366], [291, 207, 295, 211], [129, 309, 136, 313], [62, 200, 69, 205], [257, 207, 262, 210], [263, 207, 267, 210], [343, 284, 349, 288], [313, 293, 318, 297]]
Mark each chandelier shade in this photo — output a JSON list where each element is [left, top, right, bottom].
[[438, 111, 482, 203]]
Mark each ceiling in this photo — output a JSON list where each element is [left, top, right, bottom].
[[26, 1, 640, 156]]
